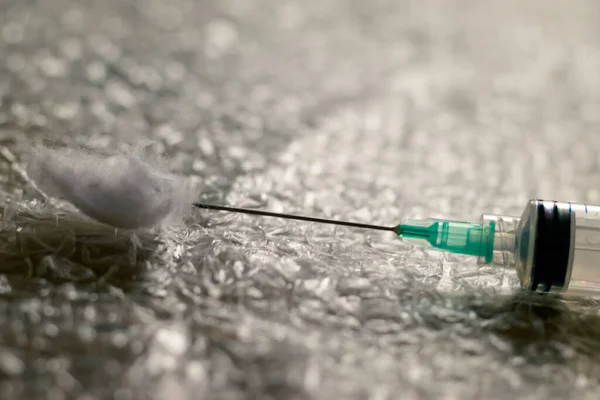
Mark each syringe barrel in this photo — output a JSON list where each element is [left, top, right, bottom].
[[557, 203, 600, 295], [489, 200, 600, 295], [477, 214, 520, 267]]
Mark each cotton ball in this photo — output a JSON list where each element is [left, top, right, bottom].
[[26, 145, 193, 229]]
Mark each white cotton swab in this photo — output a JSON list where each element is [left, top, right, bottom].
[[26, 145, 193, 229]]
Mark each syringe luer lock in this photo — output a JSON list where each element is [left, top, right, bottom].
[[195, 199, 600, 296]]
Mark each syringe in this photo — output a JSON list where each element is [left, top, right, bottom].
[[194, 199, 600, 296]]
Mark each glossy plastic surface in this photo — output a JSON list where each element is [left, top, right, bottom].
[[398, 218, 495, 262], [563, 203, 600, 295]]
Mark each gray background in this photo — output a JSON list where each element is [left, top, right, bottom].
[[1, 0, 600, 399]]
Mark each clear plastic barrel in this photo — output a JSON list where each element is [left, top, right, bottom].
[[477, 214, 520, 267], [480, 201, 600, 295], [563, 203, 600, 295]]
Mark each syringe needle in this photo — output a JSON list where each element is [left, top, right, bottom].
[[193, 202, 398, 232], [193, 204, 489, 258]]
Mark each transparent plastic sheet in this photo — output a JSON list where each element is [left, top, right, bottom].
[[2, 170, 600, 400]]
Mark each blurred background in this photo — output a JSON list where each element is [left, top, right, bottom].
[[1, 0, 600, 399]]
